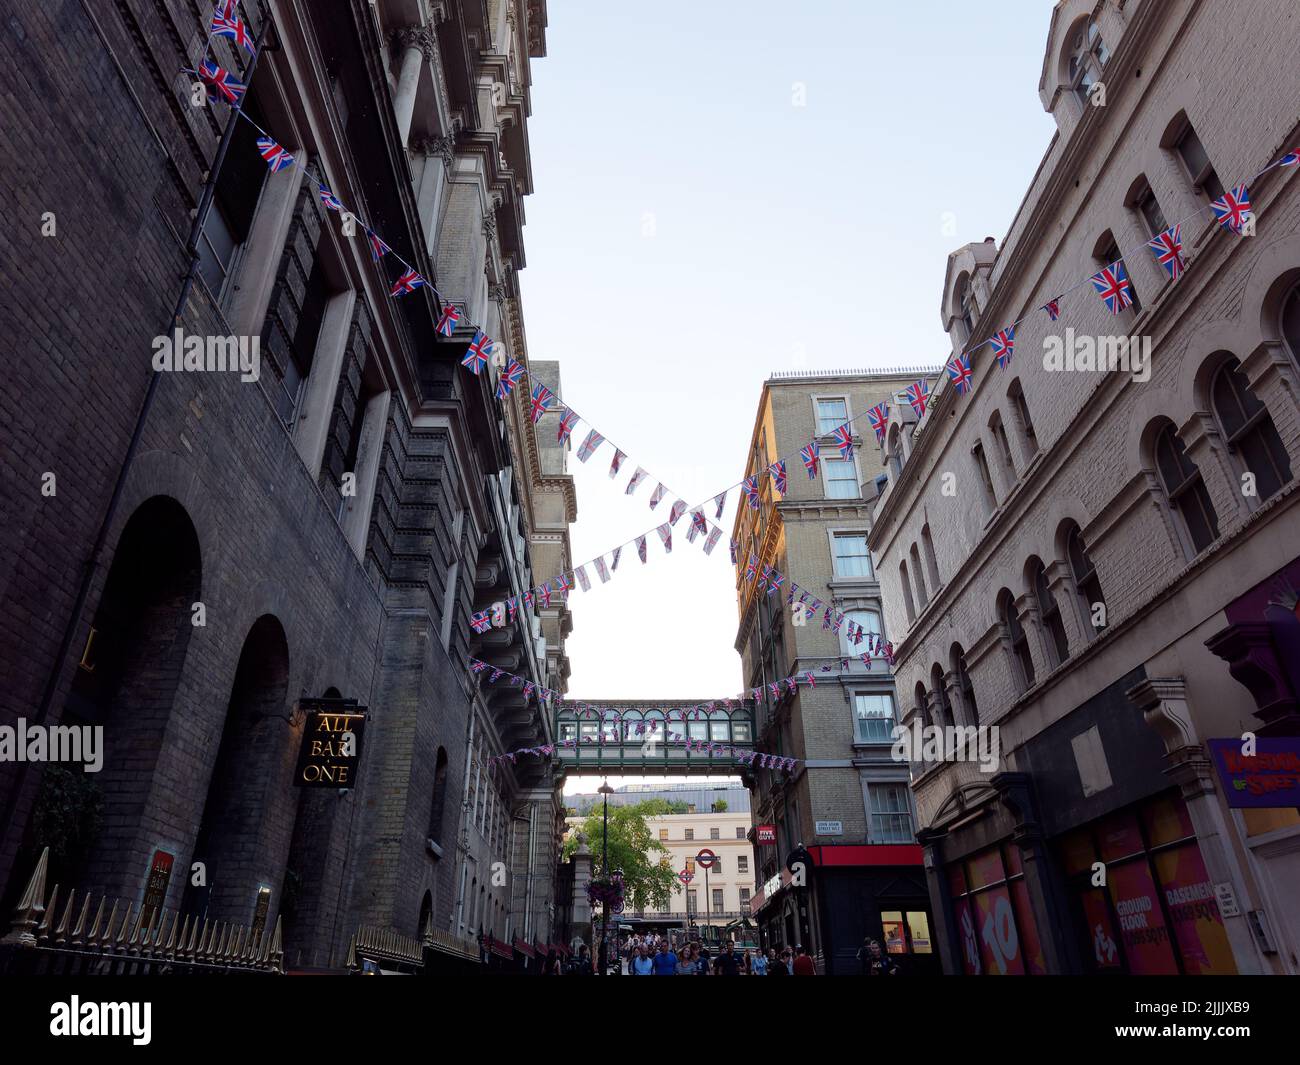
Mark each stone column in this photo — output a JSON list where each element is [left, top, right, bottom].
[[1013, 590, 1051, 683], [392, 26, 436, 147], [917, 829, 959, 974], [1239, 340, 1300, 476], [1180, 410, 1247, 528], [1126, 677, 1266, 974], [1046, 558, 1090, 652]]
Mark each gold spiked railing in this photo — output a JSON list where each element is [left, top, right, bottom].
[[0, 848, 283, 975]]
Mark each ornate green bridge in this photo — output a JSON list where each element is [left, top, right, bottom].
[[553, 700, 757, 779]]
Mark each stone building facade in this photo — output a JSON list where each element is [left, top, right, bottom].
[[0, 0, 571, 972], [870, 0, 1300, 976], [732, 369, 941, 974]]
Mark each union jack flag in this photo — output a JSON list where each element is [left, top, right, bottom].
[[211, 0, 255, 54], [576, 429, 604, 462], [769, 460, 787, 496], [947, 354, 973, 394], [538, 584, 552, 609], [759, 564, 771, 590], [832, 613, 844, 633], [745, 554, 758, 582], [804, 671, 816, 688], [703, 527, 721, 555], [528, 382, 554, 423], [1281, 148, 1300, 167], [1147, 223, 1185, 280], [366, 229, 389, 262], [866, 403, 889, 442], [657, 524, 672, 553], [558, 409, 581, 445], [625, 467, 647, 495], [435, 304, 461, 336], [768, 570, 785, 596], [469, 658, 488, 673], [687, 511, 705, 543], [1090, 261, 1133, 314], [905, 379, 930, 418], [199, 61, 245, 106], [637, 536, 647, 563], [801, 440, 820, 478], [669, 500, 687, 526], [786, 581, 798, 605], [553, 573, 572, 597], [743, 475, 761, 509], [729, 538, 739, 565], [609, 450, 626, 479], [495, 359, 525, 399], [522, 589, 533, 610], [990, 326, 1016, 370], [822, 606, 833, 630], [574, 565, 590, 592], [649, 483, 666, 510], [1042, 297, 1061, 321], [506, 597, 517, 622], [831, 424, 854, 459], [594, 557, 610, 583], [714, 491, 727, 519], [318, 182, 344, 211], [462, 329, 493, 373], [256, 136, 293, 172], [1211, 184, 1252, 235], [610, 546, 622, 570], [470, 610, 492, 633], [391, 269, 426, 297]]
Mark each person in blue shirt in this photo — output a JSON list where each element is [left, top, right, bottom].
[[749, 948, 768, 975], [653, 940, 678, 975]]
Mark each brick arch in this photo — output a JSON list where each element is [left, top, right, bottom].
[[1184, 320, 1255, 413], [1240, 230, 1300, 346], [1124, 386, 1187, 469]]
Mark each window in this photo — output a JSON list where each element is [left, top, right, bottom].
[[1096, 236, 1139, 314], [1154, 423, 1220, 554], [854, 692, 897, 744], [1174, 121, 1225, 202], [738, 855, 748, 872], [909, 544, 928, 607], [1031, 559, 1070, 666], [687, 890, 698, 914], [736, 827, 746, 840], [954, 646, 978, 725], [843, 609, 881, 656], [1008, 379, 1039, 457], [731, 718, 752, 743], [880, 910, 933, 955], [1067, 17, 1109, 108], [1132, 181, 1169, 237], [559, 721, 577, 743], [712, 889, 724, 914], [428, 748, 449, 848], [710, 827, 720, 840], [712, 856, 724, 874], [930, 664, 952, 728], [816, 397, 849, 435], [659, 828, 669, 841], [832, 533, 872, 577], [955, 274, 976, 341], [973, 442, 998, 511], [739, 887, 751, 909], [823, 456, 858, 499], [899, 560, 917, 624], [921, 524, 941, 590], [709, 714, 730, 742], [685, 828, 694, 841], [947, 842, 1047, 974], [1002, 591, 1036, 689], [1282, 282, 1300, 365], [197, 96, 267, 302], [1211, 357, 1292, 502], [869, 783, 913, 843], [1065, 525, 1106, 634], [990, 412, 1015, 474]]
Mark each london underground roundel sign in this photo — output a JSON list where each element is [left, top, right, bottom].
[[678, 870, 694, 884], [695, 849, 717, 869]]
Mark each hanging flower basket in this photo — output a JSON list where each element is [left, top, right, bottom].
[[587, 869, 625, 910]]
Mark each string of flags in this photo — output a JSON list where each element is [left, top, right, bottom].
[[487, 733, 801, 775]]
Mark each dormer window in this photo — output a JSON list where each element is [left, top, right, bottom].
[[1068, 18, 1109, 108], [956, 275, 976, 342]]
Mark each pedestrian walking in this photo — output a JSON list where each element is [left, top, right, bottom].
[[861, 937, 900, 976], [792, 944, 816, 975], [652, 939, 678, 975], [676, 944, 698, 975], [750, 948, 768, 976]]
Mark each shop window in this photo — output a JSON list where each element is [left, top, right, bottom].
[[946, 842, 1048, 975], [880, 910, 933, 955]]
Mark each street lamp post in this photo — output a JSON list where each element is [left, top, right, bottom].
[[598, 781, 614, 976]]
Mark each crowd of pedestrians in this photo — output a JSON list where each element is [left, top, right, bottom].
[[541, 932, 900, 975]]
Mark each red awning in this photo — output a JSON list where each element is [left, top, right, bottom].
[[485, 936, 512, 959], [513, 937, 536, 958]]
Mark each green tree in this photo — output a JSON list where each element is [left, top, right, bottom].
[[711, 799, 728, 812], [562, 800, 679, 911]]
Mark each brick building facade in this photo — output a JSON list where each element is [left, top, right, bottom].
[[871, 0, 1300, 975], [0, 0, 571, 972]]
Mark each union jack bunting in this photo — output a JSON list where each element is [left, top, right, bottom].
[[366, 229, 390, 262], [1043, 297, 1061, 321], [768, 571, 785, 596], [523, 682, 535, 700], [576, 429, 604, 463], [866, 403, 889, 442], [522, 589, 533, 610], [860, 653, 872, 668], [769, 460, 787, 497], [211, 0, 255, 54], [469, 659, 489, 673], [831, 424, 854, 459], [703, 527, 721, 555], [947, 354, 974, 394], [594, 556, 610, 583], [1281, 148, 1300, 167], [769, 683, 781, 700], [1090, 261, 1134, 314], [462, 329, 493, 373], [822, 606, 832, 630], [494, 359, 525, 399], [801, 440, 820, 479], [990, 326, 1016, 370], [637, 535, 647, 563], [832, 613, 844, 634], [905, 379, 930, 418], [199, 61, 245, 106], [1211, 184, 1252, 235], [714, 491, 727, 519], [318, 182, 344, 212], [759, 565, 771, 590], [435, 304, 461, 336], [574, 565, 591, 592], [553, 573, 572, 597], [745, 554, 759, 582], [784, 678, 796, 694], [649, 483, 666, 510], [805, 671, 816, 688], [506, 597, 517, 622], [730, 539, 739, 565], [743, 475, 761, 509], [686, 514, 702, 544], [657, 524, 672, 553], [669, 500, 687, 526], [691, 510, 708, 537], [810, 598, 822, 612], [470, 610, 492, 633], [256, 136, 294, 173], [786, 581, 798, 605], [538, 584, 552, 609], [1147, 223, 1185, 280], [528, 382, 554, 423], [489, 669, 503, 684], [611, 546, 622, 570], [610, 449, 626, 479], [391, 269, 426, 297], [558, 409, 581, 444], [625, 467, 647, 495]]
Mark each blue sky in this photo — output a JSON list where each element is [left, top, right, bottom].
[[517, 2, 1059, 793]]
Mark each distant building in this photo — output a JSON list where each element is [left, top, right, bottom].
[[567, 781, 751, 816]]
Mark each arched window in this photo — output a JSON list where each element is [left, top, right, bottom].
[[1154, 422, 1220, 554], [955, 274, 976, 341], [921, 524, 941, 591], [1008, 378, 1039, 456], [842, 608, 881, 656], [709, 710, 730, 742], [1211, 356, 1292, 502], [1000, 589, 1036, 690], [1067, 17, 1109, 107], [899, 559, 917, 623], [951, 643, 978, 725], [930, 663, 952, 729], [428, 747, 449, 848], [1064, 523, 1106, 633], [909, 543, 929, 607], [913, 681, 930, 730], [1030, 557, 1069, 666], [1281, 281, 1300, 365]]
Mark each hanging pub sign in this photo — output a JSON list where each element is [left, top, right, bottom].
[[295, 697, 367, 788], [140, 849, 175, 926], [756, 824, 777, 845]]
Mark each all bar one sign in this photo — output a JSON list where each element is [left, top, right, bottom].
[[295, 698, 366, 788]]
